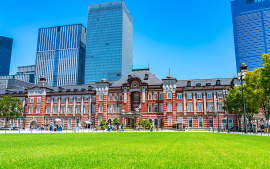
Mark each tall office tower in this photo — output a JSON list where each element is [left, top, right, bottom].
[[0, 36, 13, 76], [16, 65, 36, 83], [35, 24, 86, 86], [231, 0, 270, 72], [85, 1, 133, 84]]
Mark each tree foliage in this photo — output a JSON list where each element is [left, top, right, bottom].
[[0, 96, 23, 126]]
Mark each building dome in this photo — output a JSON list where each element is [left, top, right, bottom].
[[166, 75, 173, 79], [39, 76, 46, 83], [101, 78, 107, 83], [240, 63, 248, 71]]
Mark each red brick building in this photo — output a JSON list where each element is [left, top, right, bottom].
[[0, 69, 265, 129]]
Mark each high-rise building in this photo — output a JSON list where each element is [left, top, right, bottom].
[[35, 24, 86, 86], [231, 0, 270, 72], [85, 1, 133, 84], [0, 36, 13, 76]]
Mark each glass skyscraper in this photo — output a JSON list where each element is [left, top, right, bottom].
[[85, 1, 133, 84], [231, 0, 270, 72], [0, 36, 13, 76], [35, 24, 86, 86]]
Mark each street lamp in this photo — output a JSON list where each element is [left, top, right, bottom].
[[238, 63, 247, 133], [223, 89, 229, 133]]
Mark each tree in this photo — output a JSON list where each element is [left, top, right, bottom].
[[224, 86, 243, 130], [260, 53, 270, 120], [99, 119, 107, 130], [112, 118, 120, 124], [0, 96, 23, 127], [136, 119, 151, 129]]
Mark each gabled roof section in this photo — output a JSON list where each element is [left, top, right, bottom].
[[111, 70, 162, 87]]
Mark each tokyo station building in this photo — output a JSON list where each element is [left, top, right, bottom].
[[0, 69, 249, 129]]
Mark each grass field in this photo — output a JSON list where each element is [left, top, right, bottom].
[[0, 133, 269, 168]]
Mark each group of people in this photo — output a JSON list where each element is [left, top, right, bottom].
[[49, 121, 63, 132], [249, 118, 269, 133], [107, 123, 124, 132]]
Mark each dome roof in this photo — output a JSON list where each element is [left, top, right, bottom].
[[240, 63, 247, 68], [101, 78, 107, 83], [166, 75, 173, 79]]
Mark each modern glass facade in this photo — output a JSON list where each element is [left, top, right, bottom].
[[35, 24, 86, 86], [85, 1, 133, 84], [231, 0, 270, 72], [0, 36, 13, 76]]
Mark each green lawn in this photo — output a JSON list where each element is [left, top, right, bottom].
[[0, 133, 269, 168]]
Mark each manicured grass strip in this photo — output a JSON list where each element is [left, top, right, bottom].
[[0, 133, 269, 168]]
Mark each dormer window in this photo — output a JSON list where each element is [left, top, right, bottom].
[[74, 89, 78, 92], [187, 81, 191, 87], [196, 83, 201, 87], [88, 86, 92, 91], [144, 74, 149, 80], [128, 75, 131, 79], [66, 89, 70, 92], [216, 80, 221, 86], [206, 83, 211, 86]]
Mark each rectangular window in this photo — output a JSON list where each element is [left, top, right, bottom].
[[167, 102, 172, 112], [168, 116, 172, 126], [188, 117, 193, 128], [99, 95, 103, 101], [218, 102, 223, 111], [11, 119, 14, 126], [197, 103, 203, 112], [187, 93, 192, 99], [114, 95, 117, 101], [93, 96, 96, 102], [53, 106, 57, 114], [29, 106, 33, 114], [85, 97, 89, 102], [77, 97, 81, 102], [61, 106, 65, 114], [36, 106, 40, 114], [54, 97, 58, 103], [69, 97, 73, 103], [99, 104, 103, 113], [198, 117, 203, 128], [209, 118, 213, 127], [148, 93, 152, 100], [61, 97, 65, 103], [153, 93, 158, 100], [46, 98, 51, 103], [159, 93, 163, 100], [207, 93, 212, 99], [119, 95, 122, 101], [148, 104, 152, 112], [177, 103, 182, 112], [208, 102, 213, 112], [119, 104, 122, 113], [159, 104, 163, 112], [113, 105, 117, 113], [30, 98, 34, 103], [37, 97, 41, 103], [84, 105, 89, 113], [68, 106, 72, 114], [154, 104, 158, 112], [68, 119, 72, 128], [134, 94, 139, 102], [167, 92, 171, 99], [46, 106, 50, 114], [197, 93, 202, 99], [17, 119, 21, 127], [177, 93, 182, 100], [76, 105, 81, 114], [92, 105, 96, 114], [217, 93, 223, 98], [108, 105, 112, 113], [109, 95, 112, 101], [187, 103, 192, 112]]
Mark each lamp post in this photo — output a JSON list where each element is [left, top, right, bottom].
[[238, 63, 247, 133], [223, 89, 229, 133]]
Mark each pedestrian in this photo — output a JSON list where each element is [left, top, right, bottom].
[[117, 124, 119, 132], [150, 125, 153, 132], [121, 124, 124, 132]]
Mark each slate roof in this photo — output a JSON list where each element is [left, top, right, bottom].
[[176, 78, 233, 87], [111, 71, 162, 87]]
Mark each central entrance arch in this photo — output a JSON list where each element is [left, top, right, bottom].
[[29, 120, 38, 128]]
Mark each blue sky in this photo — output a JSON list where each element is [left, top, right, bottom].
[[0, 0, 236, 80]]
